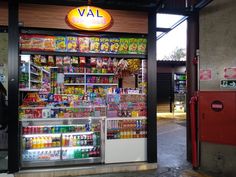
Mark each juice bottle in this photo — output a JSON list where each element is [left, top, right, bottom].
[[62, 135, 65, 146], [73, 136, 77, 146]]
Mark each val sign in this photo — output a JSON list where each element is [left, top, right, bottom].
[[67, 6, 112, 31]]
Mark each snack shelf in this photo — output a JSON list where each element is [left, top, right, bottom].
[[19, 88, 41, 92], [20, 51, 147, 59], [86, 73, 115, 76], [64, 83, 85, 86], [42, 68, 50, 75], [20, 105, 106, 109], [64, 73, 85, 76], [106, 117, 147, 120], [30, 71, 40, 76], [30, 80, 41, 83], [20, 117, 106, 122], [86, 83, 118, 86]]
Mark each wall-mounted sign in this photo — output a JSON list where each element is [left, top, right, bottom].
[[200, 69, 212, 81], [224, 67, 236, 79], [211, 100, 224, 112], [67, 6, 112, 31], [221, 80, 236, 88]]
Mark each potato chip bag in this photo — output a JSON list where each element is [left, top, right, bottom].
[[128, 38, 138, 54], [90, 37, 100, 53], [109, 38, 120, 53], [100, 38, 110, 53], [55, 36, 66, 52], [78, 37, 90, 53], [118, 38, 129, 54], [66, 36, 78, 52], [138, 38, 147, 54]]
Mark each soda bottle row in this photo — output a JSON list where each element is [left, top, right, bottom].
[[107, 128, 147, 139], [62, 147, 100, 160], [107, 119, 147, 130], [22, 136, 61, 149], [62, 133, 100, 147], [23, 124, 100, 135], [23, 150, 60, 161]]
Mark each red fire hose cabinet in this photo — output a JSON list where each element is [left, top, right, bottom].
[[199, 91, 236, 146]]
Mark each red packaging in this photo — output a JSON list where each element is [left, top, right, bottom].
[[33, 109, 42, 118]]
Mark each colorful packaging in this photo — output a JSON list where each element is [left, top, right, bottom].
[[109, 38, 120, 53], [71, 56, 79, 65], [128, 38, 138, 54], [79, 57, 86, 67], [56, 56, 63, 66], [20, 34, 32, 50], [89, 37, 100, 53], [78, 37, 90, 53], [43, 36, 55, 51], [66, 36, 78, 52], [63, 56, 71, 65], [100, 38, 110, 53], [30, 35, 45, 51], [118, 38, 129, 54], [47, 56, 55, 66], [137, 38, 147, 54], [55, 36, 66, 52], [40, 55, 47, 65]]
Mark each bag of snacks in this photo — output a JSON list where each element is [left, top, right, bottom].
[[89, 37, 100, 53], [55, 36, 66, 52], [100, 37, 110, 53], [66, 36, 78, 52], [63, 56, 71, 65], [138, 38, 147, 54], [128, 38, 138, 54], [118, 38, 129, 54], [110, 38, 120, 53], [43, 36, 55, 51], [56, 56, 63, 66], [78, 37, 90, 53]]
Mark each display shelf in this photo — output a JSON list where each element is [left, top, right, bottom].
[[21, 157, 102, 167], [106, 116, 147, 120], [31, 63, 41, 70], [42, 68, 50, 75], [22, 133, 61, 137], [20, 51, 147, 59], [20, 105, 106, 109], [86, 73, 115, 76], [30, 80, 41, 83], [86, 83, 118, 86], [24, 147, 61, 151], [62, 132, 95, 136], [62, 146, 94, 150], [30, 71, 40, 76], [64, 73, 85, 76], [19, 88, 40, 92], [20, 117, 106, 122], [64, 83, 85, 86]]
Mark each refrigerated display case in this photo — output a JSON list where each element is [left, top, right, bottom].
[[105, 93, 147, 163], [20, 106, 105, 167], [174, 73, 186, 113]]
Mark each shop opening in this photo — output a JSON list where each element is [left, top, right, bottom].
[[156, 13, 188, 167]]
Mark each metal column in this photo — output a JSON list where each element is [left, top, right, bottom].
[[8, 0, 20, 173], [147, 9, 157, 163], [186, 12, 199, 162]]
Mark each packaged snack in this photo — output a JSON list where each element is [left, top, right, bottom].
[[78, 37, 90, 53], [89, 37, 100, 53], [79, 57, 86, 67], [33, 55, 41, 65], [100, 38, 110, 53], [109, 38, 120, 53], [56, 56, 63, 66], [71, 56, 78, 65], [63, 56, 71, 65], [43, 36, 55, 51], [96, 58, 103, 69], [31, 35, 45, 51], [90, 58, 97, 67], [66, 36, 78, 52], [137, 38, 147, 54], [55, 36, 66, 52], [47, 56, 55, 66], [20, 34, 32, 50], [40, 55, 47, 65], [118, 38, 129, 54], [128, 38, 138, 54]]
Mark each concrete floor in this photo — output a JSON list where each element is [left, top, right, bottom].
[[77, 119, 218, 177]]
